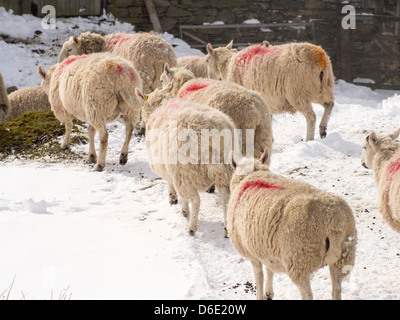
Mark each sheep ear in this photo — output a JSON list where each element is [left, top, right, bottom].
[[206, 43, 214, 55], [135, 88, 147, 105], [226, 40, 234, 49], [38, 66, 47, 79], [73, 36, 81, 46], [260, 147, 269, 165], [390, 128, 400, 140], [369, 131, 380, 151], [164, 63, 170, 74]]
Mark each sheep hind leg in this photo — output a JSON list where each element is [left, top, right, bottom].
[[119, 119, 134, 165], [329, 263, 343, 300], [302, 109, 316, 142], [61, 120, 73, 149], [94, 125, 108, 172], [319, 101, 334, 139], [187, 192, 200, 236], [251, 260, 264, 300], [168, 182, 178, 205], [295, 279, 313, 300], [86, 124, 97, 164]]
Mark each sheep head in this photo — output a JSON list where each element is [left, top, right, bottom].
[[38, 66, 51, 95], [135, 87, 171, 125], [361, 129, 400, 169], [58, 36, 82, 63], [205, 41, 235, 80]]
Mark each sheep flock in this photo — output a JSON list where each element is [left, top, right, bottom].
[[1, 30, 400, 300]]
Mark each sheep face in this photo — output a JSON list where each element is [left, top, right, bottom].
[[205, 42, 235, 80], [58, 36, 82, 63], [361, 133, 378, 169], [160, 63, 174, 90], [135, 87, 171, 124], [38, 66, 53, 95]]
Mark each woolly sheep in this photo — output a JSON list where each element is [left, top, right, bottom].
[[206, 40, 335, 141], [58, 32, 177, 94], [4, 86, 50, 122], [177, 55, 214, 79], [135, 87, 235, 236], [361, 128, 400, 232], [39, 52, 143, 172], [160, 65, 273, 161], [0, 72, 9, 123], [227, 148, 357, 300]]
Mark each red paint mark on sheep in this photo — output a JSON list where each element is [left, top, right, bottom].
[[57, 55, 88, 77], [115, 64, 138, 83], [106, 34, 135, 52], [236, 45, 276, 66], [388, 158, 400, 176], [309, 46, 327, 69], [238, 179, 283, 202], [178, 83, 210, 98]]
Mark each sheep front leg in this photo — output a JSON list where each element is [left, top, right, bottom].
[[303, 109, 316, 142], [61, 120, 73, 149], [168, 182, 178, 205], [296, 279, 313, 300], [86, 124, 97, 164], [251, 260, 264, 300], [95, 125, 108, 172], [120, 120, 134, 165], [319, 101, 334, 139]]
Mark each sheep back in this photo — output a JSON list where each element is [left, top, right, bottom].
[[105, 32, 177, 93], [48, 52, 142, 127], [177, 55, 209, 78], [176, 78, 273, 159], [226, 42, 335, 114]]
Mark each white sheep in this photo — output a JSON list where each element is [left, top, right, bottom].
[[206, 41, 335, 141], [160, 65, 273, 161], [0, 72, 9, 123], [361, 128, 400, 232], [135, 87, 235, 236], [39, 52, 143, 172], [227, 148, 357, 300], [58, 32, 177, 94], [4, 86, 50, 122], [177, 55, 212, 79]]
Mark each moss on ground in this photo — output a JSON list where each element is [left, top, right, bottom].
[[0, 110, 87, 161]]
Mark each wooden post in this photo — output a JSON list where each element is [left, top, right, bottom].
[[395, 0, 400, 36], [144, 0, 163, 33]]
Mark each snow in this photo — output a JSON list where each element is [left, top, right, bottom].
[[1, 9, 400, 300]]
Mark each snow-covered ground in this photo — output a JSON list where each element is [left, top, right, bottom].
[[1, 9, 400, 300]]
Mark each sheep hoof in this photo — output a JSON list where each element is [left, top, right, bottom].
[[94, 164, 104, 172], [181, 209, 189, 217], [61, 143, 70, 150], [224, 228, 229, 238], [320, 127, 327, 139], [265, 292, 274, 300], [169, 199, 178, 205], [206, 185, 215, 194], [188, 228, 196, 236], [86, 154, 97, 164], [119, 153, 128, 165], [138, 126, 146, 136]]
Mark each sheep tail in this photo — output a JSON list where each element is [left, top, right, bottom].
[[118, 88, 141, 112]]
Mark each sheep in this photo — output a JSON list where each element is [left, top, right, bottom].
[[160, 64, 273, 162], [135, 87, 235, 236], [4, 86, 50, 122], [205, 40, 335, 141], [227, 147, 357, 300], [39, 52, 143, 172], [0, 72, 9, 123], [361, 128, 400, 232], [58, 32, 177, 94], [177, 55, 212, 79]]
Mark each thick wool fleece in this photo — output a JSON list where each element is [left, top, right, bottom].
[[0, 72, 9, 123]]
